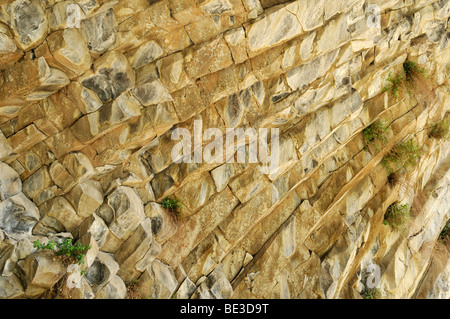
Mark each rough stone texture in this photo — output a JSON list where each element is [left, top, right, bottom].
[[0, 0, 448, 300], [0, 193, 40, 241], [0, 162, 22, 201], [138, 259, 178, 299], [1, 0, 48, 52], [22, 250, 66, 296], [65, 180, 103, 219]]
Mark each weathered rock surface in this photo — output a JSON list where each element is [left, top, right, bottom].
[[0, 162, 22, 201], [1, 0, 48, 51], [22, 250, 66, 297], [0, 193, 40, 241], [0, 0, 448, 301]]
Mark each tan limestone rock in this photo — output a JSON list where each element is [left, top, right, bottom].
[[38, 196, 84, 232], [144, 202, 178, 243], [107, 186, 146, 242], [0, 161, 22, 201], [138, 259, 178, 299], [22, 166, 53, 201], [23, 250, 66, 291], [66, 180, 103, 219], [46, 28, 92, 78]]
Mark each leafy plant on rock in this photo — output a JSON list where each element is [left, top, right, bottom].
[[361, 287, 382, 299], [363, 119, 391, 152], [161, 196, 183, 218], [383, 203, 411, 233], [382, 72, 404, 99], [381, 139, 422, 175], [33, 238, 91, 273], [382, 60, 428, 99]]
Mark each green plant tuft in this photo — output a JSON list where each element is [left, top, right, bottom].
[[383, 61, 427, 98], [383, 203, 410, 233], [361, 287, 382, 299], [381, 139, 422, 175], [363, 119, 391, 152], [161, 196, 183, 217], [33, 238, 91, 269], [382, 72, 404, 99]]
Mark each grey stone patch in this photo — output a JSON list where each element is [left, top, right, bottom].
[[80, 8, 116, 54], [0, 193, 40, 241]]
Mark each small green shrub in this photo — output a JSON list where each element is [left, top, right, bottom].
[[161, 196, 182, 217], [383, 61, 427, 98], [361, 287, 382, 299], [381, 139, 422, 174], [429, 120, 449, 140], [33, 238, 91, 271], [382, 72, 404, 99], [363, 120, 391, 151], [383, 203, 410, 233]]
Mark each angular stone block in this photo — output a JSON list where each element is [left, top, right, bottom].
[[85, 251, 120, 294], [191, 268, 233, 299], [0, 193, 40, 241], [66, 180, 103, 219], [38, 196, 83, 232], [138, 259, 178, 299], [7, 124, 46, 154], [80, 8, 117, 55], [107, 186, 146, 241], [4, 0, 48, 51], [22, 166, 53, 200], [94, 275, 126, 299], [46, 28, 92, 77], [73, 213, 109, 249], [144, 202, 177, 243], [0, 161, 22, 201], [0, 33, 23, 70], [23, 250, 66, 290], [246, 4, 303, 54], [185, 36, 234, 79], [115, 218, 161, 282], [132, 79, 173, 106]]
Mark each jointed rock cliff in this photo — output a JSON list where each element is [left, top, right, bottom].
[[0, 0, 449, 299]]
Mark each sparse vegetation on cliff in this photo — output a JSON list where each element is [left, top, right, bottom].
[[126, 279, 143, 299], [363, 119, 391, 151], [162, 196, 183, 219], [360, 287, 382, 299], [33, 238, 91, 272], [403, 60, 426, 82], [383, 72, 404, 99], [383, 60, 427, 99], [381, 139, 422, 174], [383, 203, 411, 233]]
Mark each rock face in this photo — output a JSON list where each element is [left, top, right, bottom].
[[2, 0, 48, 51], [0, 192, 39, 240], [0, 0, 449, 300]]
